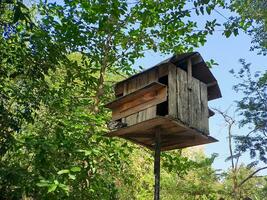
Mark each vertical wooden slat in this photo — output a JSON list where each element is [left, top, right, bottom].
[[187, 59, 192, 90], [190, 77, 201, 130], [146, 68, 158, 120], [125, 78, 137, 125], [176, 67, 189, 124], [158, 64, 169, 78], [136, 73, 149, 123], [187, 58, 193, 126], [168, 64, 177, 118], [200, 81, 209, 134], [114, 83, 124, 97], [122, 68, 160, 126], [121, 82, 128, 124]]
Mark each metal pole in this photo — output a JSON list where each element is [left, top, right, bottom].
[[154, 128, 161, 200]]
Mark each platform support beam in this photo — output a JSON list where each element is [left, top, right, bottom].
[[154, 127, 161, 200]]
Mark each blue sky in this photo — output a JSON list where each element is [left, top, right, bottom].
[[134, 27, 266, 172]]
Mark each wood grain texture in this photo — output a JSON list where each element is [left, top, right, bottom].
[[158, 64, 169, 78], [147, 68, 159, 120], [106, 116, 217, 151], [124, 78, 137, 125], [106, 82, 166, 109], [187, 58, 192, 90], [176, 67, 189, 125], [111, 87, 167, 121], [200, 81, 209, 134], [168, 63, 177, 118], [136, 72, 149, 124], [189, 77, 201, 129]]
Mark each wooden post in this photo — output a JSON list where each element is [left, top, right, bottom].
[[154, 127, 161, 200]]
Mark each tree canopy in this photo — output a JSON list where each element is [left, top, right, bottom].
[[0, 0, 266, 199]]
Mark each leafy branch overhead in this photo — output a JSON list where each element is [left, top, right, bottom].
[[0, 0, 266, 199]]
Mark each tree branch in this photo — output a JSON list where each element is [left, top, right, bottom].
[[238, 166, 267, 188]]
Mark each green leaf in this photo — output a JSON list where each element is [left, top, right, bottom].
[[68, 174, 76, 180], [48, 184, 58, 193], [224, 30, 231, 38], [57, 169, 70, 175], [70, 166, 81, 172], [36, 180, 50, 187]]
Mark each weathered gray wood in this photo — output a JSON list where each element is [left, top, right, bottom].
[[187, 59, 193, 126], [112, 90, 166, 120], [176, 67, 189, 125], [154, 128, 161, 200], [147, 68, 158, 120], [136, 73, 149, 123], [125, 78, 137, 125], [107, 116, 218, 151], [106, 82, 166, 109], [126, 113, 138, 126], [114, 83, 124, 97], [121, 82, 127, 124], [158, 64, 169, 78], [200, 81, 209, 134], [109, 82, 167, 120], [187, 59, 192, 90], [189, 77, 201, 129], [168, 64, 177, 118]]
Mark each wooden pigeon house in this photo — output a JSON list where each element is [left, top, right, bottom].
[[105, 52, 221, 151]]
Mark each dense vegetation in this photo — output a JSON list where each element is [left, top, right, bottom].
[[0, 0, 266, 199]]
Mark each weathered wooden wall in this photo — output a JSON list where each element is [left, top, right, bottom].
[[114, 63, 209, 135], [168, 65, 209, 134], [115, 64, 169, 126]]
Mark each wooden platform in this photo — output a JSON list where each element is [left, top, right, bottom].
[[106, 116, 217, 151]]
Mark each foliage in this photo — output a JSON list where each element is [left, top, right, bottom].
[[0, 0, 230, 198], [118, 148, 222, 200], [228, 0, 267, 54], [215, 107, 267, 200], [220, 165, 266, 200], [161, 150, 220, 200], [230, 60, 267, 163], [0, 52, 134, 199], [0, 0, 68, 156], [1, 0, 266, 199]]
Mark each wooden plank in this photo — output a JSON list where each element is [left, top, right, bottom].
[[168, 64, 177, 118], [107, 82, 167, 120], [106, 82, 166, 109], [114, 83, 124, 97], [147, 68, 158, 120], [176, 67, 189, 125], [107, 117, 165, 137], [148, 68, 158, 83], [112, 89, 166, 120], [106, 116, 218, 151], [136, 73, 149, 123], [121, 82, 128, 124], [189, 77, 201, 130], [158, 64, 169, 78], [161, 135, 217, 151], [125, 78, 138, 125], [200, 81, 209, 134], [123, 136, 153, 150], [187, 58, 192, 90]]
